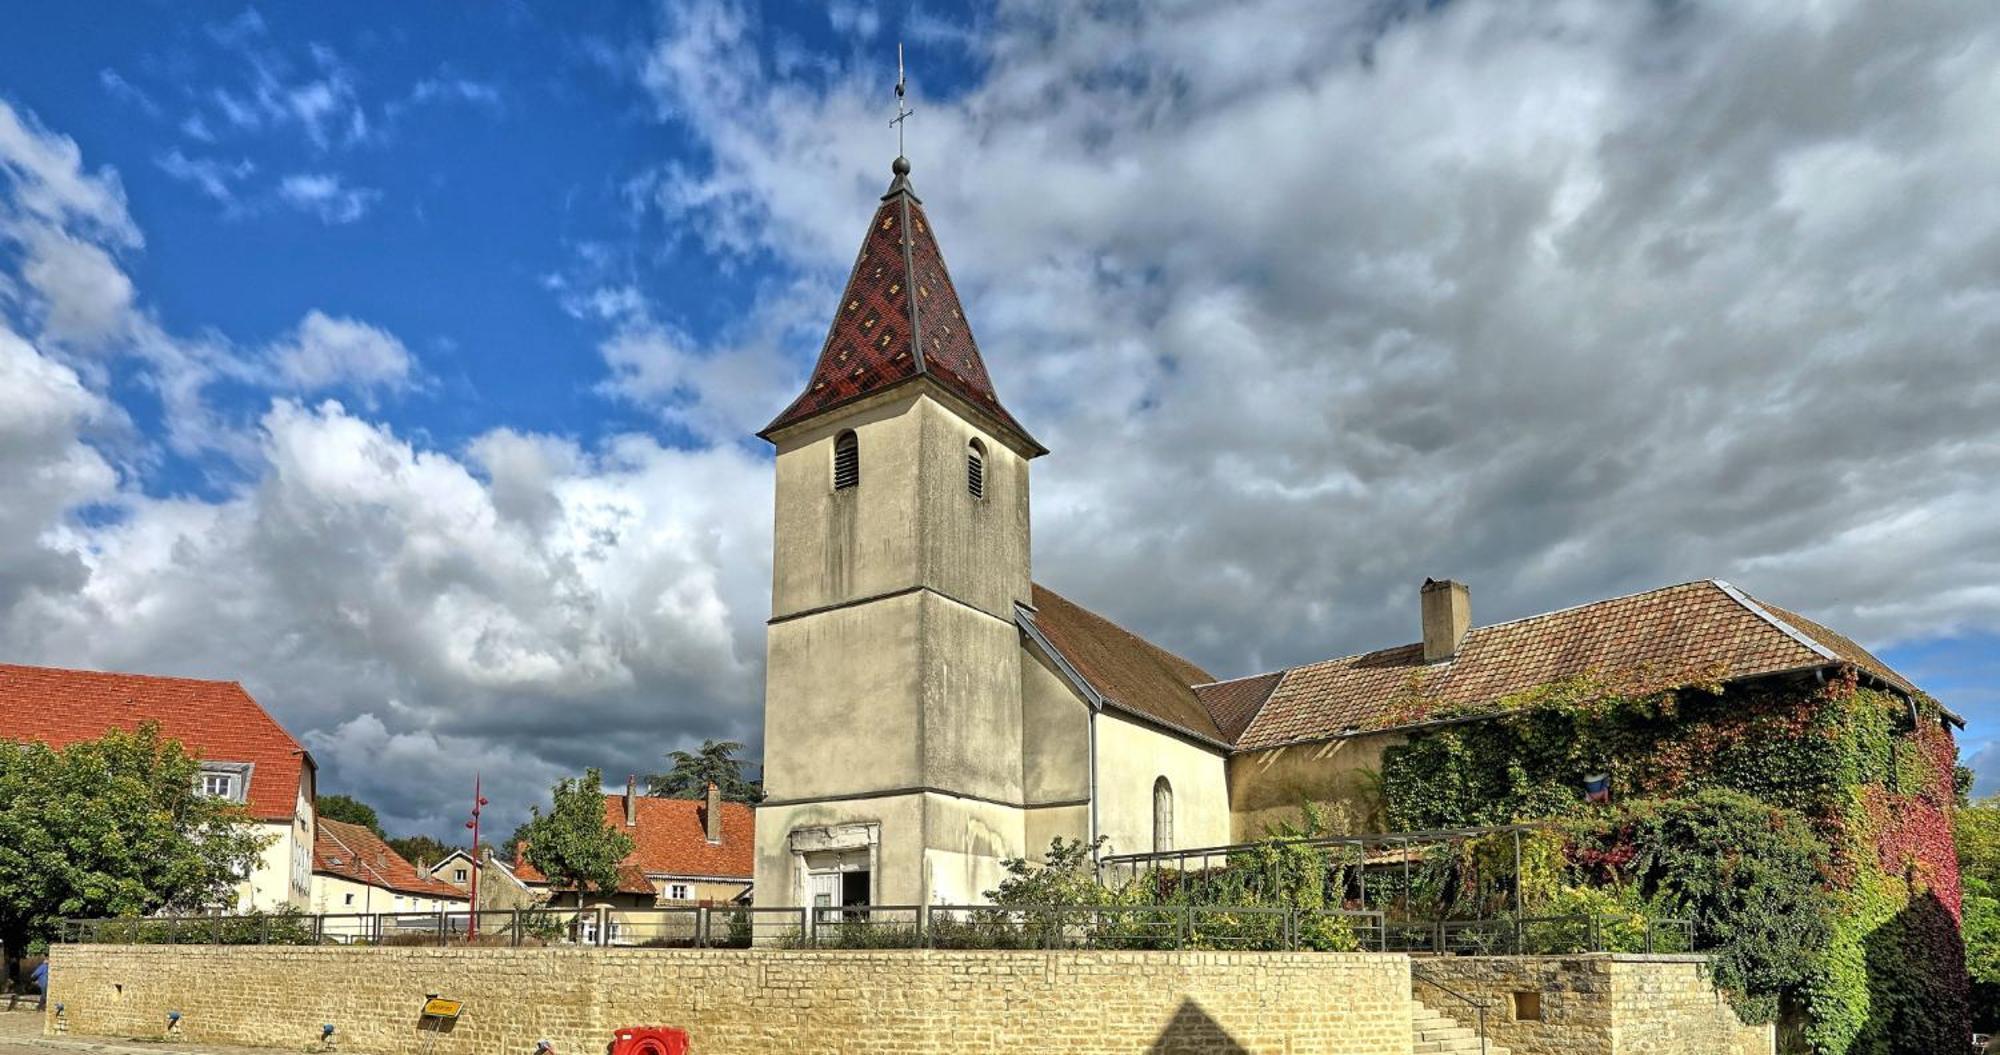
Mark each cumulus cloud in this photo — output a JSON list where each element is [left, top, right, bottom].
[[632, 0, 2000, 681], [1, 397, 771, 836], [265, 310, 414, 392]]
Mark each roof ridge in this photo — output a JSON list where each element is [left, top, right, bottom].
[[1710, 580, 1841, 664], [0, 661, 242, 687], [1191, 666, 1292, 689], [1269, 579, 1732, 678]]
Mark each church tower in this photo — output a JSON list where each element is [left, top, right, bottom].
[[752, 157, 1046, 914]]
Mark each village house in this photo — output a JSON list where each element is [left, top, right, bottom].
[[748, 156, 1960, 915], [513, 779, 753, 909], [0, 663, 317, 913], [310, 817, 466, 918]]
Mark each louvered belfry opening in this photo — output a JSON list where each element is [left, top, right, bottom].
[[833, 430, 860, 490], [966, 439, 986, 499]]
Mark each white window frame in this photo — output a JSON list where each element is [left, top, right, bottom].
[[195, 761, 254, 803]]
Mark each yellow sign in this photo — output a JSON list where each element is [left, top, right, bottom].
[[420, 998, 463, 1020]]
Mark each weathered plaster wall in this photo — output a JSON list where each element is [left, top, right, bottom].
[[1227, 731, 1404, 841], [767, 389, 1030, 622], [1095, 711, 1231, 857], [1018, 642, 1091, 806], [46, 945, 1415, 1055], [1415, 955, 1773, 1055]]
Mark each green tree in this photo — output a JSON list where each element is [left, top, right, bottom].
[[315, 793, 384, 835], [0, 725, 271, 977], [647, 739, 762, 802], [386, 834, 456, 870], [520, 769, 634, 898]]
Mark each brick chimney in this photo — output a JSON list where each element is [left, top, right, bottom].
[[624, 774, 638, 827], [1421, 578, 1471, 663], [705, 782, 722, 844]]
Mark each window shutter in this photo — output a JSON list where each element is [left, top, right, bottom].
[[966, 441, 985, 499]]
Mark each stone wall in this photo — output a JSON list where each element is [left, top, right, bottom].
[[46, 945, 1414, 1055], [1414, 955, 1773, 1055]]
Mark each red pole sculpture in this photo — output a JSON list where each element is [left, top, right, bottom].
[[464, 774, 489, 940]]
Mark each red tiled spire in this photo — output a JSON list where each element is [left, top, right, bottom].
[[759, 158, 1042, 454]]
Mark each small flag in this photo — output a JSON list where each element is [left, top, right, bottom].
[[1583, 773, 1612, 804]]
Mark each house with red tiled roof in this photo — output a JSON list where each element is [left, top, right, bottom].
[[310, 818, 466, 920], [745, 152, 1961, 922], [0, 662, 319, 912], [512, 779, 753, 911]]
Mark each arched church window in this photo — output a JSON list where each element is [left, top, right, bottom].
[[1152, 777, 1174, 853], [966, 438, 986, 499], [833, 430, 860, 491]]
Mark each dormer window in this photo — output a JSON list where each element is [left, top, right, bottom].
[[966, 439, 986, 499], [196, 762, 253, 803], [833, 430, 860, 491]]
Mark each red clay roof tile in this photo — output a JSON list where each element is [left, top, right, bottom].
[[0, 662, 310, 822], [512, 793, 754, 891], [1025, 584, 1224, 744], [314, 818, 466, 900]]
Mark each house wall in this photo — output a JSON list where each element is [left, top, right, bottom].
[[649, 877, 751, 905], [1228, 731, 1404, 841], [1019, 644, 1091, 808], [1094, 712, 1230, 857], [1414, 955, 1773, 1055], [308, 873, 466, 917], [45, 944, 1415, 1055]]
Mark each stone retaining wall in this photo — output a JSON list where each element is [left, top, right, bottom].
[[1413, 955, 1773, 1055], [46, 945, 1414, 1055]]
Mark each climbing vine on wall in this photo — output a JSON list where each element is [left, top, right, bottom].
[[1379, 672, 1969, 1055]]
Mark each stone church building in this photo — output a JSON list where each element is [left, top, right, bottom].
[[750, 157, 1945, 914]]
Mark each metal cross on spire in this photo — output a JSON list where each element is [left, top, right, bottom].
[[890, 42, 915, 158]]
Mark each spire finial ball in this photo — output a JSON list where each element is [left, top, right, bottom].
[[892, 155, 911, 176]]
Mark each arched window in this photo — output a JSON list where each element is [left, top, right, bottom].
[[1152, 777, 1174, 853], [966, 438, 986, 499], [832, 430, 859, 490]]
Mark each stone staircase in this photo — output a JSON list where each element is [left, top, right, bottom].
[[1410, 1000, 1510, 1055]]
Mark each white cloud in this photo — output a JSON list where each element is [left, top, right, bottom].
[[2, 399, 771, 836], [277, 172, 379, 224], [156, 150, 256, 205], [266, 310, 414, 392], [408, 77, 503, 110], [0, 101, 139, 246], [628, 0, 2000, 677]]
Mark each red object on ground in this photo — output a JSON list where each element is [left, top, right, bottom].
[[608, 1027, 690, 1055]]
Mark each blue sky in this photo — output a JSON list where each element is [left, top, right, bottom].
[[2, 0, 1997, 839]]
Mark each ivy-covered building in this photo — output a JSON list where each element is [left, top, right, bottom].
[[749, 154, 1965, 1054]]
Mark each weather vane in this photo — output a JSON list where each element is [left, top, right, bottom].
[[891, 42, 915, 158]]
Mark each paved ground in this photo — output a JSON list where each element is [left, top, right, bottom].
[[0, 1010, 314, 1055]]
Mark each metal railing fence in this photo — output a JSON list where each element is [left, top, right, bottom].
[[58, 907, 1684, 955]]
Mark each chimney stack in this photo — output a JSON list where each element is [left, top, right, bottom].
[[705, 782, 722, 844], [624, 775, 638, 827], [1421, 578, 1471, 663]]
